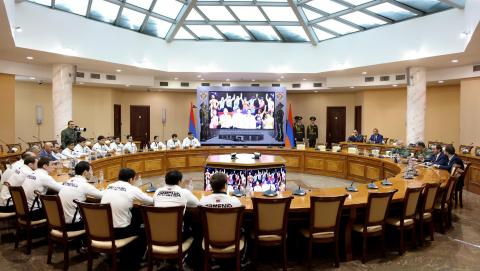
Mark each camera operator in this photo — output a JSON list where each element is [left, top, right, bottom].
[[61, 120, 86, 148]]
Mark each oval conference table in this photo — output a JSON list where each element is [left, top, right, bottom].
[[1, 146, 453, 261]]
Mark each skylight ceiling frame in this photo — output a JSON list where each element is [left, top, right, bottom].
[[139, 0, 158, 32], [333, 0, 393, 23], [224, 5, 257, 41], [438, 0, 465, 9], [287, 0, 317, 45], [257, 5, 286, 42], [165, 0, 198, 41]]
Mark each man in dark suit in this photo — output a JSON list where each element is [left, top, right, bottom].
[[431, 144, 448, 166], [347, 129, 364, 142], [368, 128, 384, 144], [435, 145, 465, 191]]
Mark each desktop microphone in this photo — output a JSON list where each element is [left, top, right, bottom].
[[346, 181, 358, 192], [367, 180, 378, 189], [137, 181, 157, 193], [263, 183, 278, 197], [292, 185, 306, 196], [232, 188, 245, 197]]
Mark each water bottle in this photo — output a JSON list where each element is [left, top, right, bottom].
[[187, 179, 194, 191], [137, 174, 143, 187], [99, 169, 104, 188]]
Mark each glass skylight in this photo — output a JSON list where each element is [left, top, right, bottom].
[[187, 25, 224, 39], [367, 2, 417, 21], [229, 6, 267, 21], [55, 0, 89, 16], [313, 27, 336, 41], [317, 19, 359, 34], [245, 26, 281, 41], [175, 27, 196, 39], [341, 0, 373, 5], [143, 17, 172, 38], [217, 25, 252, 40], [340, 11, 387, 28], [126, 0, 153, 10], [306, 0, 348, 14], [276, 26, 309, 42], [198, 6, 236, 21], [152, 0, 184, 19], [302, 8, 323, 21], [29, 0, 51, 6], [261, 7, 298, 22], [396, 0, 451, 13], [117, 8, 146, 30], [90, 0, 121, 23], [186, 8, 205, 21]]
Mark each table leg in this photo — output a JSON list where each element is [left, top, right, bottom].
[[345, 208, 356, 261]]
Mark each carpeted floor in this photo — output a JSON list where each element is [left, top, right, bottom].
[[1, 173, 479, 270]]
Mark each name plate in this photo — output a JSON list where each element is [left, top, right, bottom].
[[347, 147, 358, 154], [332, 146, 341, 152], [317, 145, 326, 152], [297, 144, 306, 150]]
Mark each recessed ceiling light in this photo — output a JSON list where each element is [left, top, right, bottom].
[[79, 82, 84, 85], [314, 90, 319, 93], [277, 79, 281, 82], [116, 69, 122, 73], [201, 78, 205, 81], [29, 77, 35, 80], [197, 75, 202, 78], [392, 84, 398, 87], [451, 59, 459, 63], [125, 84, 130, 87], [174, 77, 178, 80], [26, 56, 34, 60], [302, 78, 307, 81], [349, 86, 355, 89], [362, 71, 367, 75], [251, 79, 255, 82], [438, 80, 444, 83], [226, 79, 230, 81], [280, 75, 284, 79], [15, 26, 22, 32]]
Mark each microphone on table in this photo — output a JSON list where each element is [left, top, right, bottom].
[[292, 185, 306, 196], [232, 186, 245, 197], [346, 181, 358, 192], [137, 181, 157, 193], [367, 180, 378, 189], [263, 183, 278, 197]]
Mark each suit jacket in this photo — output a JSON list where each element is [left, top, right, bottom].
[[431, 152, 448, 166], [39, 149, 57, 161], [369, 134, 384, 144], [348, 135, 364, 142], [438, 154, 464, 172]]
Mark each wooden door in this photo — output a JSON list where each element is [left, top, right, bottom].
[[355, 106, 362, 134], [114, 104, 121, 138], [326, 107, 346, 146], [130, 105, 150, 146]]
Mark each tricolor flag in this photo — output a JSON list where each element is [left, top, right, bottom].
[[285, 104, 295, 148], [189, 102, 197, 136]]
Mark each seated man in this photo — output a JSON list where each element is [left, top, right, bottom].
[[52, 143, 67, 160], [39, 142, 57, 161], [199, 173, 241, 208], [434, 145, 465, 192], [61, 141, 77, 158], [92, 135, 113, 157], [0, 155, 36, 212], [122, 135, 137, 154], [73, 137, 92, 157], [167, 134, 181, 149], [101, 168, 153, 239], [368, 128, 384, 144], [154, 170, 198, 207], [431, 144, 448, 166], [182, 132, 201, 148], [414, 141, 433, 162], [29, 145, 41, 157], [109, 137, 124, 153], [0, 151, 35, 187], [150, 136, 166, 151], [59, 161, 104, 230], [22, 157, 63, 220], [347, 129, 364, 142]]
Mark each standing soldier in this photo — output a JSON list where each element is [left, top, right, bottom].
[[307, 116, 318, 148], [293, 116, 305, 145]]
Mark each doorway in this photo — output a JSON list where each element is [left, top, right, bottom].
[[130, 105, 150, 146], [326, 107, 346, 147]]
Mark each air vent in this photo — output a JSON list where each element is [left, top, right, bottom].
[[395, 74, 406, 80], [90, 73, 100, 79], [292, 83, 301, 88], [201, 83, 210, 86], [365, 76, 374, 82], [251, 83, 260, 87], [181, 82, 189, 87], [76, 72, 85, 78], [106, 75, 116, 80], [473, 64, 480, 72], [222, 83, 230, 87], [159, 82, 168, 87], [380, 76, 390, 81], [313, 82, 322, 87], [272, 83, 280, 87]]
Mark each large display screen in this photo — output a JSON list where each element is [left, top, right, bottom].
[[197, 87, 287, 146]]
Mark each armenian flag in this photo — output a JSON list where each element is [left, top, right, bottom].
[[285, 104, 295, 148], [188, 103, 197, 136]]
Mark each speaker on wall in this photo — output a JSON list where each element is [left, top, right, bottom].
[[161, 108, 166, 124], [35, 105, 44, 125]]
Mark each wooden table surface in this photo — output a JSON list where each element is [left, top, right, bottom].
[[205, 153, 286, 168]]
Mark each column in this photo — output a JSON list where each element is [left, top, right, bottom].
[[0, 73, 15, 143], [406, 67, 426, 144], [52, 64, 75, 142]]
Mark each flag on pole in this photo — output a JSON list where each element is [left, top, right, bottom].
[[285, 104, 295, 148], [189, 103, 197, 136]]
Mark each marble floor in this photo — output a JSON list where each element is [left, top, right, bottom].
[[1, 173, 479, 270]]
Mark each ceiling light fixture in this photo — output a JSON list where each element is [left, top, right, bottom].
[[392, 84, 398, 87], [174, 77, 178, 80], [251, 79, 256, 82], [451, 59, 459, 63], [302, 78, 307, 81], [349, 86, 355, 89], [26, 56, 34, 60], [314, 90, 319, 93], [116, 69, 122, 73], [79, 82, 84, 85], [280, 75, 284, 79], [362, 71, 367, 75], [226, 79, 230, 81], [29, 77, 35, 80], [438, 80, 444, 83], [197, 75, 202, 78], [126, 84, 130, 87], [14, 26, 22, 32], [277, 79, 281, 82], [201, 78, 205, 81]]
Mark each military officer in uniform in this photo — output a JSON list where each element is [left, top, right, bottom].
[[293, 116, 305, 144], [306, 116, 318, 148], [274, 103, 284, 141], [61, 120, 78, 148]]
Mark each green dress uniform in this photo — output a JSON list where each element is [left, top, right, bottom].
[[307, 124, 318, 148], [415, 149, 433, 162], [60, 128, 77, 148], [294, 123, 305, 144]]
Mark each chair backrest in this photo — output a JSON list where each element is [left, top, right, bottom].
[[0, 144, 3, 153], [40, 194, 66, 233], [421, 183, 440, 214], [8, 185, 30, 221], [402, 187, 423, 220], [365, 190, 397, 227], [252, 197, 292, 237], [199, 206, 244, 251], [76, 201, 114, 243], [309, 194, 347, 234], [27, 142, 43, 149], [443, 176, 458, 206], [141, 205, 184, 253]]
